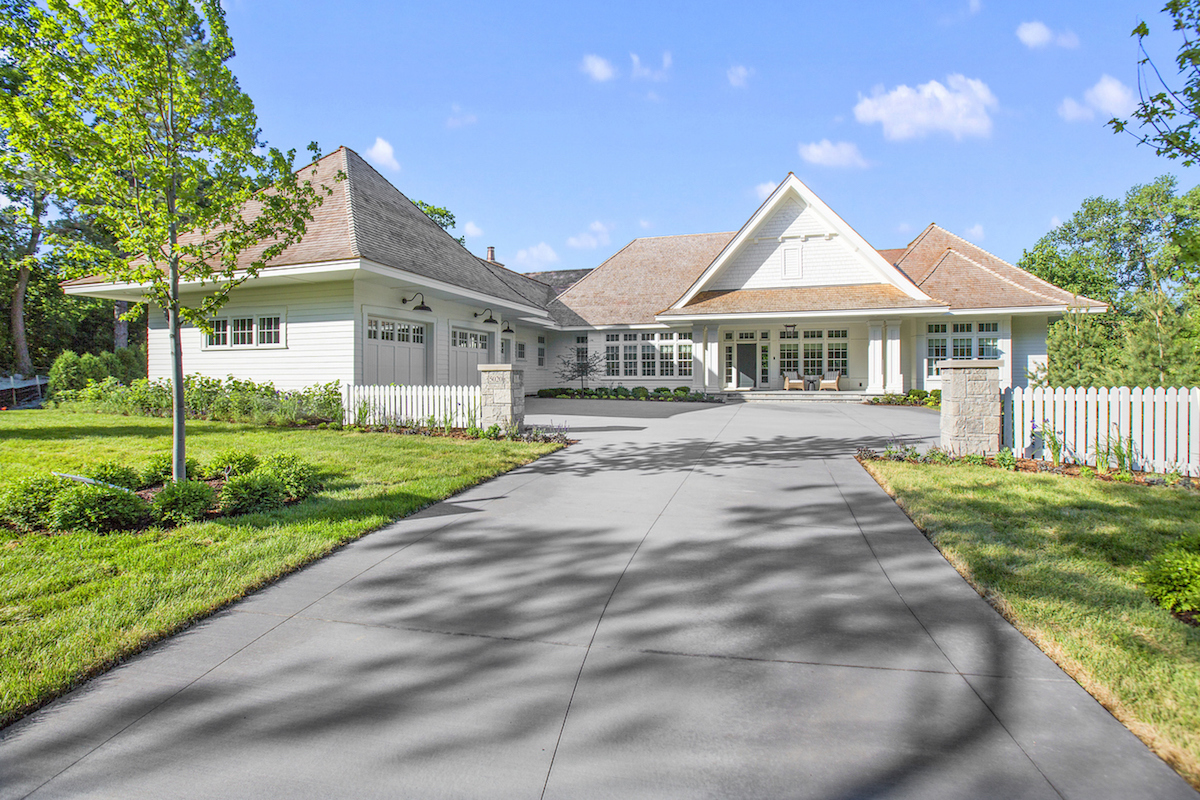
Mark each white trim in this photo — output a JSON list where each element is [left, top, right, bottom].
[[947, 304, 1106, 315], [201, 307, 288, 351], [673, 175, 933, 307], [656, 305, 946, 323], [357, 258, 550, 318]]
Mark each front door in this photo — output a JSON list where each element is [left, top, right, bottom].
[[736, 343, 756, 389]]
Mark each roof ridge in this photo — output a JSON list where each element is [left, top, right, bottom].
[[630, 231, 739, 241], [476, 255, 553, 289], [339, 148, 361, 258], [892, 223, 939, 268], [940, 247, 1065, 304]]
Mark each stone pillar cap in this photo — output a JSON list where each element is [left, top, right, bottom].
[[936, 359, 1004, 369], [477, 363, 516, 372]]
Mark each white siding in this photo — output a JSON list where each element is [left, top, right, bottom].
[[1011, 314, 1049, 389], [148, 281, 356, 390], [710, 199, 879, 290]]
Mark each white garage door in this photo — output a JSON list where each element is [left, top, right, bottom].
[[450, 329, 490, 386], [364, 317, 427, 385]]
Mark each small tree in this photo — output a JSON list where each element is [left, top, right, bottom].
[[555, 351, 605, 391], [0, 0, 331, 481]]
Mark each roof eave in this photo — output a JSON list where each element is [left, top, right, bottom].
[[655, 305, 949, 323]]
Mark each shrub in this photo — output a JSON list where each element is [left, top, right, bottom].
[[995, 448, 1017, 471], [595, 386, 611, 398], [673, 386, 690, 397], [206, 449, 260, 478], [0, 475, 71, 531], [959, 453, 986, 466], [483, 424, 503, 440], [48, 351, 85, 394], [85, 461, 143, 490], [152, 480, 216, 525], [142, 452, 201, 485], [220, 472, 287, 515], [907, 389, 929, 402], [922, 447, 953, 465], [259, 453, 323, 500], [926, 390, 942, 408], [77, 353, 107, 385], [1142, 546, 1200, 612], [653, 387, 671, 395], [632, 386, 650, 399], [48, 483, 149, 532], [537, 389, 556, 398], [613, 386, 631, 398], [464, 425, 484, 438]]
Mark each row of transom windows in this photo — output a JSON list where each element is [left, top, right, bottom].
[[207, 315, 281, 348], [926, 322, 1000, 376], [366, 317, 425, 344]]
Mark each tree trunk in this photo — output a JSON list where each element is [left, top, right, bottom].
[[114, 300, 129, 349], [10, 263, 32, 375]]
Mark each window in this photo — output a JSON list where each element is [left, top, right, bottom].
[[725, 332, 734, 340], [803, 342, 823, 375], [232, 317, 253, 346], [952, 322, 973, 334], [952, 338, 973, 359], [724, 344, 733, 385], [624, 333, 638, 341], [738, 331, 756, 340], [501, 339, 510, 360], [760, 331, 769, 340], [660, 344, 675, 377], [624, 345, 638, 376], [678, 331, 693, 341], [927, 338, 947, 376], [606, 333, 620, 342], [576, 335, 589, 343], [780, 328, 799, 340], [803, 329, 823, 339], [537, 335, 546, 367], [208, 319, 228, 347], [454, 330, 489, 349], [760, 344, 769, 385], [928, 323, 947, 334], [410, 325, 425, 344], [782, 246, 800, 279], [517, 341, 526, 361], [678, 343, 693, 377], [978, 321, 999, 333], [606, 345, 620, 376], [978, 338, 1000, 358], [575, 334, 588, 363], [780, 343, 799, 373], [659, 332, 675, 340], [641, 332, 656, 341], [827, 341, 848, 374], [641, 344, 656, 376], [827, 329, 847, 339]]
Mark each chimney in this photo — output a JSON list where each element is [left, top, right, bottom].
[[486, 246, 496, 263]]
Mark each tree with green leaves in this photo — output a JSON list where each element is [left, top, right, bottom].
[[414, 200, 465, 245], [0, 0, 331, 481]]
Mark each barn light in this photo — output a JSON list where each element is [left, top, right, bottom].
[[475, 308, 498, 324], [502, 321, 514, 334], [402, 292, 432, 312]]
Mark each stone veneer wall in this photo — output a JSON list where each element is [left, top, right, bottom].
[[938, 360, 1001, 455], [478, 364, 524, 429]]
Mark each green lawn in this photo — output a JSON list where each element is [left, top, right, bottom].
[[865, 460, 1200, 789], [0, 410, 561, 727]]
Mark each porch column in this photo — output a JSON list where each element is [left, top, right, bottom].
[[866, 321, 884, 393], [699, 325, 710, 392], [885, 319, 903, 393]]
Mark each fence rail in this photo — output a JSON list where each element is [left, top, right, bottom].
[[1003, 386, 1200, 476], [343, 384, 482, 428]]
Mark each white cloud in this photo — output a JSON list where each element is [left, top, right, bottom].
[[1058, 97, 1093, 122], [1050, 216, 1062, 228], [464, 221, 483, 238], [631, 51, 672, 81], [446, 104, 477, 129], [854, 74, 997, 140], [513, 242, 559, 268], [581, 54, 615, 82], [969, 0, 982, 13], [1084, 74, 1136, 117], [1016, 21, 1080, 49], [567, 220, 612, 249], [755, 181, 777, 201], [1060, 75, 1137, 123], [964, 223, 985, 240], [727, 65, 752, 88], [364, 137, 400, 171], [639, 219, 652, 229], [798, 139, 869, 168], [896, 222, 913, 234]]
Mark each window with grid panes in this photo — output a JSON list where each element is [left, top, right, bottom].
[[803, 342, 823, 375], [827, 329, 847, 340], [257, 316, 281, 345], [659, 344, 674, 376], [537, 335, 545, 367], [780, 343, 798, 373], [232, 317, 253, 346], [576, 334, 588, 363], [952, 322, 972, 334], [605, 345, 620, 375], [952, 338, 973, 359], [381, 320, 395, 341], [977, 321, 1000, 358], [624, 345, 638, 376], [517, 342, 526, 360], [803, 329, 822, 339], [641, 344, 656, 376], [624, 332, 638, 341], [760, 344, 769, 385], [659, 332, 674, 340], [724, 344, 733, 384], [738, 331, 756, 340], [678, 343, 692, 376], [606, 333, 620, 341], [780, 328, 798, 339], [826, 341, 848, 373], [927, 337, 946, 375], [678, 331, 692, 340], [641, 332, 655, 340], [208, 319, 228, 347]]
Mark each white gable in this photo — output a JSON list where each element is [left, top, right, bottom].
[[673, 174, 932, 307], [708, 198, 878, 290]]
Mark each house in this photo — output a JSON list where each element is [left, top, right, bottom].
[[63, 146, 1105, 395]]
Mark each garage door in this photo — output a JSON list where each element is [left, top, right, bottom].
[[364, 316, 427, 385], [450, 329, 490, 386]]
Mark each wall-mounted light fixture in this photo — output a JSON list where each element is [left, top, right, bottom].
[[501, 321, 514, 334], [784, 324, 796, 332], [474, 308, 498, 324], [401, 292, 432, 312]]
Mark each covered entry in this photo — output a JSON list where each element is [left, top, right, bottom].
[[364, 316, 427, 384]]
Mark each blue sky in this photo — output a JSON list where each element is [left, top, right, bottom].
[[223, 0, 1197, 272]]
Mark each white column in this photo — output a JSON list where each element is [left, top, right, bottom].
[[885, 319, 903, 393], [700, 325, 709, 391], [867, 321, 884, 393]]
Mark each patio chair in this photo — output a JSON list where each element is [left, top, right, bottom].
[[783, 372, 804, 390], [819, 370, 841, 391]]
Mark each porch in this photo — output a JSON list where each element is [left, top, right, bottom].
[[720, 389, 883, 403]]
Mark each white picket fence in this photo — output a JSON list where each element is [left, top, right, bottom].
[[1004, 386, 1200, 476], [343, 384, 482, 428]]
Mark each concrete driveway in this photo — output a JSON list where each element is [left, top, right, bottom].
[[1, 399, 1194, 799]]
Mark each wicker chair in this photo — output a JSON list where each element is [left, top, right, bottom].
[[819, 371, 841, 391]]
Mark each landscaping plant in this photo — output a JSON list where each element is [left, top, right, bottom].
[[259, 453, 322, 500], [48, 483, 149, 533], [206, 449, 260, 478], [0, 475, 70, 532], [152, 480, 216, 526], [219, 471, 287, 515]]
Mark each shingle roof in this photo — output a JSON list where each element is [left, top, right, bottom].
[[550, 232, 736, 325], [64, 147, 546, 311], [893, 224, 1105, 310], [658, 285, 942, 316], [522, 269, 594, 296]]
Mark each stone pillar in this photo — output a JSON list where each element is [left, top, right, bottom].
[[885, 319, 903, 393], [866, 321, 884, 393], [478, 363, 525, 429], [939, 359, 1002, 456]]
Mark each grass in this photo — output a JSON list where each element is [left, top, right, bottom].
[[864, 460, 1200, 789], [0, 410, 561, 727]]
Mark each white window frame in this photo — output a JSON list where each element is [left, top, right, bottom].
[[204, 308, 287, 350]]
